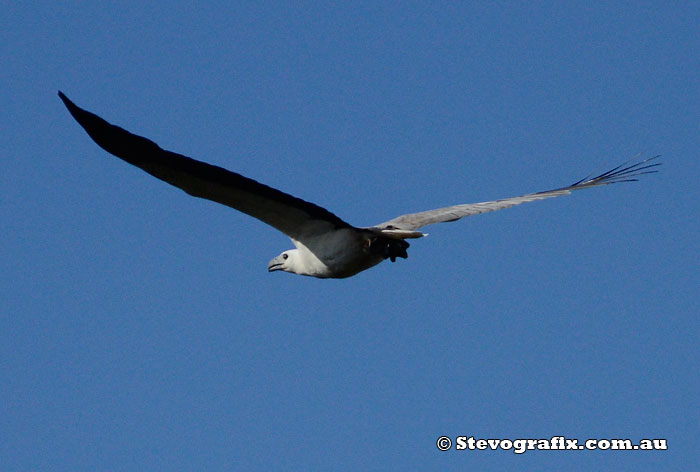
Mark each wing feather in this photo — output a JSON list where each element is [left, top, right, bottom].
[[59, 92, 353, 240], [376, 156, 660, 231]]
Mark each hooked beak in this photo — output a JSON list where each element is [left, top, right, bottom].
[[268, 255, 284, 272]]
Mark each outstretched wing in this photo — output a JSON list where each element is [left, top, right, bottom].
[[376, 157, 660, 231], [59, 92, 353, 241]]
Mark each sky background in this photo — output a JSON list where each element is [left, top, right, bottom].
[[2, 1, 698, 470]]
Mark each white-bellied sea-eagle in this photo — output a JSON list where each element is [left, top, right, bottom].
[[59, 92, 660, 279]]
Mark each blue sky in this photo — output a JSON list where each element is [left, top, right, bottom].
[[2, 1, 698, 470]]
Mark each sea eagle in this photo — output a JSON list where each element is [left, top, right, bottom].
[[59, 92, 660, 278]]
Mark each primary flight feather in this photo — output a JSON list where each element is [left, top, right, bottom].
[[58, 92, 660, 278]]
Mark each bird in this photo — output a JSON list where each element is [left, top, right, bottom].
[[58, 92, 660, 279]]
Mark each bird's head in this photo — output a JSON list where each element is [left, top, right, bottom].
[[268, 250, 299, 274]]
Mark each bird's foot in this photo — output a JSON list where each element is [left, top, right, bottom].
[[367, 237, 409, 262]]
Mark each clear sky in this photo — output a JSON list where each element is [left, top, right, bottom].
[[3, 1, 698, 470]]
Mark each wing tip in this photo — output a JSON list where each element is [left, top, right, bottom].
[[57, 91, 84, 121], [57, 90, 70, 106], [571, 154, 662, 189]]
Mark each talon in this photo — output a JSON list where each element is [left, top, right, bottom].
[[367, 235, 410, 261]]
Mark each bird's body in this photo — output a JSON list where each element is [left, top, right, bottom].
[[275, 230, 383, 279], [59, 92, 660, 278]]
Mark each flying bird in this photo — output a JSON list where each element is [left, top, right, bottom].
[[58, 92, 660, 278]]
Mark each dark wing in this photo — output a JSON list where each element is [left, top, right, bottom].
[[59, 92, 353, 241], [376, 156, 660, 231]]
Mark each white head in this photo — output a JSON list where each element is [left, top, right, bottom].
[[267, 249, 301, 275]]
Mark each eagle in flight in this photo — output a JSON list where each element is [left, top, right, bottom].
[[59, 92, 660, 278]]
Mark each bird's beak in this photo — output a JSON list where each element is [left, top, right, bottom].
[[268, 255, 284, 272]]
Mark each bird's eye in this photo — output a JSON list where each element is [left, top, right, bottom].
[[282, 254, 288, 260]]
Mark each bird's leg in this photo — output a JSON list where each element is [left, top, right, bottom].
[[366, 237, 409, 262]]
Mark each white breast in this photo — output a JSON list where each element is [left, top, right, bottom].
[[291, 229, 383, 278]]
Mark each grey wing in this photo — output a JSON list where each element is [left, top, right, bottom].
[[59, 92, 353, 241], [375, 157, 661, 231]]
